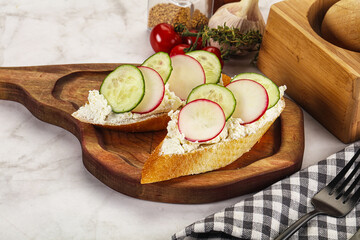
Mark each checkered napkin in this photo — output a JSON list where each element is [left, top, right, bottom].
[[172, 142, 360, 240]]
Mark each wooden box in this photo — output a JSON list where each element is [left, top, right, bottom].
[[257, 0, 360, 143]]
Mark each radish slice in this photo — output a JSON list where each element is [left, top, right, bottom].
[[167, 54, 205, 100], [231, 72, 280, 109], [132, 66, 165, 114], [226, 79, 269, 124], [178, 99, 226, 142]]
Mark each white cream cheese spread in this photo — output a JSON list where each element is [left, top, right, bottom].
[[160, 85, 287, 155], [72, 84, 183, 125]]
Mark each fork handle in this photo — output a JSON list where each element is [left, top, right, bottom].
[[274, 209, 323, 240]]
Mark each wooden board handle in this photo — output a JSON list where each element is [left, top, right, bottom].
[[0, 63, 120, 136]]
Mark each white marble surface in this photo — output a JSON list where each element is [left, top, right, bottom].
[[0, 0, 347, 239]]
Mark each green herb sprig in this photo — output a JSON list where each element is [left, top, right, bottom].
[[174, 23, 263, 60]]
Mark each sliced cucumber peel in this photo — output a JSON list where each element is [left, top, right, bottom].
[[141, 52, 172, 84], [186, 50, 222, 84], [100, 64, 145, 113]]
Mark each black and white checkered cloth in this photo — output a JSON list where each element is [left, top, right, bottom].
[[172, 142, 360, 240]]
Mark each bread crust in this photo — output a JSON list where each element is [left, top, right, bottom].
[[141, 117, 276, 184], [75, 112, 170, 132]]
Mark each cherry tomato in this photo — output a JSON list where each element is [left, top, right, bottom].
[[170, 44, 190, 57], [182, 30, 203, 50], [202, 46, 224, 68], [150, 23, 182, 53]]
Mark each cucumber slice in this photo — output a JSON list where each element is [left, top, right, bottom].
[[231, 72, 280, 109], [187, 83, 236, 120], [100, 65, 145, 113], [141, 52, 172, 84], [186, 50, 222, 84]]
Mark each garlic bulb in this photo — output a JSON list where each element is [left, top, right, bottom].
[[208, 0, 265, 55]]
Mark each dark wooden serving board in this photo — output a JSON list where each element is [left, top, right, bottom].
[[0, 64, 304, 204]]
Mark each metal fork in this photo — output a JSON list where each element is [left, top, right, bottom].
[[275, 148, 360, 240]]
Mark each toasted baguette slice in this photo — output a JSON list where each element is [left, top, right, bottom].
[[72, 85, 183, 132], [141, 90, 286, 184], [75, 111, 171, 132]]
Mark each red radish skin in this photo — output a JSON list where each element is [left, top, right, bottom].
[[226, 79, 269, 124], [178, 99, 226, 142], [132, 66, 165, 114], [167, 55, 206, 100]]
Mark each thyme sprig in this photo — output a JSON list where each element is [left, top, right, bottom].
[[174, 23, 263, 60]]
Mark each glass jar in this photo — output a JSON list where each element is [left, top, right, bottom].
[[147, 0, 214, 30]]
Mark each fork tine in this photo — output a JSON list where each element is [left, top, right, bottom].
[[343, 172, 360, 202], [275, 148, 360, 239], [329, 148, 360, 194], [335, 160, 360, 199], [348, 180, 360, 205]]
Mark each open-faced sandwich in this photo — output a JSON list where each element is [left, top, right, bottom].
[[72, 52, 184, 132], [141, 69, 286, 184], [72, 48, 286, 184]]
